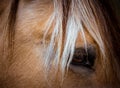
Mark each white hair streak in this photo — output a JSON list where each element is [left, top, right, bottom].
[[43, 0, 106, 82], [43, 0, 63, 76]]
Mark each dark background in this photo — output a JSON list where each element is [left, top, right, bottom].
[[110, 0, 120, 23]]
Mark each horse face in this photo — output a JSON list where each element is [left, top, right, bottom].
[[6, 1, 98, 88], [0, 0, 120, 88]]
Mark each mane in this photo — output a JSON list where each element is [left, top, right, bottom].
[[43, 0, 120, 84]]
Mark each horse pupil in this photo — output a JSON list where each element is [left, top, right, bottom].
[[71, 46, 96, 69]]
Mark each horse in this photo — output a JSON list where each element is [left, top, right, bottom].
[[0, 0, 120, 88]]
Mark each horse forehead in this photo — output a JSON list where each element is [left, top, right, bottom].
[[15, 0, 53, 39]]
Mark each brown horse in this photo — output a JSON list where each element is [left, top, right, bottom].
[[0, 0, 120, 88]]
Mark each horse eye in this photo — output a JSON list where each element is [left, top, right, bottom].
[[71, 46, 96, 69]]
